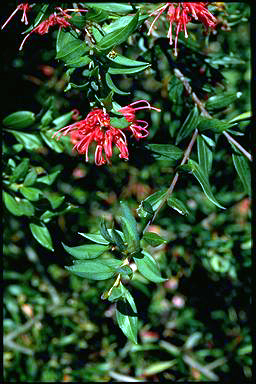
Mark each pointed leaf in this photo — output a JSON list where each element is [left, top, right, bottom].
[[65, 259, 122, 280], [175, 106, 199, 144], [116, 284, 138, 344], [100, 218, 113, 242], [197, 117, 232, 134], [37, 170, 61, 185], [62, 243, 110, 259], [86, 3, 134, 14], [30, 223, 54, 251], [40, 132, 64, 153], [179, 159, 225, 209], [232, 154, 251, 196], [120, 201, 140, 254], [146, 144, 183, 163], [10, 158, 29, 183], [24, 168, 37, 186], [137, 189, 167, 219], [205, 91, 241, 111], [107, 52, 149, 67], [143, 232, 167, 247], [104, 14, 147, 33], [167, 197, 189, 215], [110, 117, 130, 129], [3, 111, 35, 130], [3, 192, 34, 216], [20, 187, 42, 201], [197, 135, 213, 176], [105, 72, 130, 95], [108, 64, 150, 75], [133, 251, 167, 283], [97, 11, 139, 51], [10, 131, 43, 151]]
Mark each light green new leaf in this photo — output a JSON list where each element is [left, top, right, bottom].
[[97, 11, 139, 51], [175, 106, 199, 144], [232, 154, 251, 196], [65, 259, 122, 280], [180, 159, 225, 209], [30, 223, 54, 251], [133, 251, 167, 283], [167, 197, 189, 215], [23, 168, 37, 186], [62, 243, 110, 259]]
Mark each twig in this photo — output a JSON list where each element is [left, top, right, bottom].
[[4, 314, 43, 343], [4, 338, 34, 355], [223, 131, 252, 161], [183, 354, 219, 381], [109, 371, 144, 382]]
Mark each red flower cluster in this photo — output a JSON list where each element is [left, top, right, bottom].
[[53, 101, 160, 166], [148, 2, 217, 56]]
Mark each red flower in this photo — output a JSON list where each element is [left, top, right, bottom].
[[119, 100, 161, 140], [19, 7, 88, 50], [148, 2, 217, 56], [1, 3, 32, 30], [53, 108, 129, 166], [52, 101, 160, 166]]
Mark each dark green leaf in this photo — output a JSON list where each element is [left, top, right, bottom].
[[143, 232, 167, 247], [197, 117, 232, 134], [168, 76, 183, 103], [175, 106, 199, 145], [104, 14, 147, 33], [117, 265, 133, 276], [10, 158, 29, 183], [110, 117, 130, 129], [56, 40, 89, 64], [63, 243, 110, 260], [120, 201, 140, 254], [97, 11, 139, 51], [167, 197, 189, 215], [40, 132, 64, 153], [107, 52, 149, 67], [116, 284, 138, 344], [85, 7, 109, 22], [100, 219, 113, 242], [137, 189, 167, 218], [56, 29, 78, 55], [64, 56, 91, 68], [22, 4, 49, 34], [111, 229, 126, 251], [52, 111, 74, 130], [65, 259, 122, 280], [3, 192, 34, 216], [86, 3, 134, 14], [146, 144, 183, 163], [197, 135, 213, 177], [108, 64, 150, 75], [133, 251, 167, 283], [10, 131, 43, 151], [205, 91, 242, 111], [3, 111, 35, 130], [105, 72, 130, 95], [20, 187, 42, 201], [232, 155, 251, 196], [44, 193, 65, 209], [29, 223, 54, 251], [179, 159, 225, 209]]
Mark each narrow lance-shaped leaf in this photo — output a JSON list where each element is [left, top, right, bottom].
[[108, 64, 150, 75], [232, 154, 251, 196], [137, 189, 167, 219], [30, 223, 54, 251], [179, 159, 225, 209], [146, 144, 183, 163], [175, 106, 199, 145], [116, 284, 138, 344], [197, 135, 213, 177], [205, 91, 242, 111], [120, 201, 140, 254], [167, 197, 189, 215], [107, 52, 149, 67], [105, 72, 130, 95]]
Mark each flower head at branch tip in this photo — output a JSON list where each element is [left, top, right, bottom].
[[18, 7, 87, 50], [148, 2, 217, 56], [119, 100, 161, 140], [52, 108, 129, 166], [1, 3, 32, 30]]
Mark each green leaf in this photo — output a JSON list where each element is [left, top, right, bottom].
[[167, 197, 189, 215], [85, 7, 109, 22], [37, 170, 61, 185], [108, 64, 150, 75], [111, 229, 126, 251], [64, 56, 91, 68], [197, 117, 232, 134], [137, 189, 167, 219], [52, 111, 74, 130], [22, 4, 49, 34], [105, 72, 130, 95], [78, 229, 125, 245], [120, 201, 140, 254], [100, 218, 113, 242], [107, 285, 124, 302], [44, 193, 65, 209], [65, 259, 122, 280], [117, 265, 133, 277], [133, 251, 167, 283], [116, 284, 138, 344], [97, 11, 139, 51], [3, 192, 34, 216], [179, 159, 225, 209], [10, 131, 43, 151], [232, 154, 251, 196], [175, 106, 199, 145], [110, 117, 130, 129], [23, 168, 37, 186], [104, 14, 147, 33], [3, 111, 35, 130], [62, 243, 110, 260], [56, 40, 89, 64], [197, 135, 213, 176], [168, 76, 183, 103], [10, 158, 29, 183], [229, 111, 252, 123], [146, 144, 183, 163], [40, 203, 78, 223], [20, 187, 42, 201], [143, 232, 167, 247], [40, 132, 64, 153], [56, 29, 78, 55], [143, 361, 177, 376], [29, 223, 54, 251], [107, 52, 149, 67], [86, 3, 134, 14], [205, 91, 241, 111]]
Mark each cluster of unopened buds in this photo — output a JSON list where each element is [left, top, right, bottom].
[[148, 2, 217, 56], [52, 101, 161, 166], [1, 3, 88, 50]]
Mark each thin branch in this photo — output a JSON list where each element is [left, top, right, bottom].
[[4, 338, 34, 355], [4, 314, 43, 343], [223, 131, 252, 161]]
